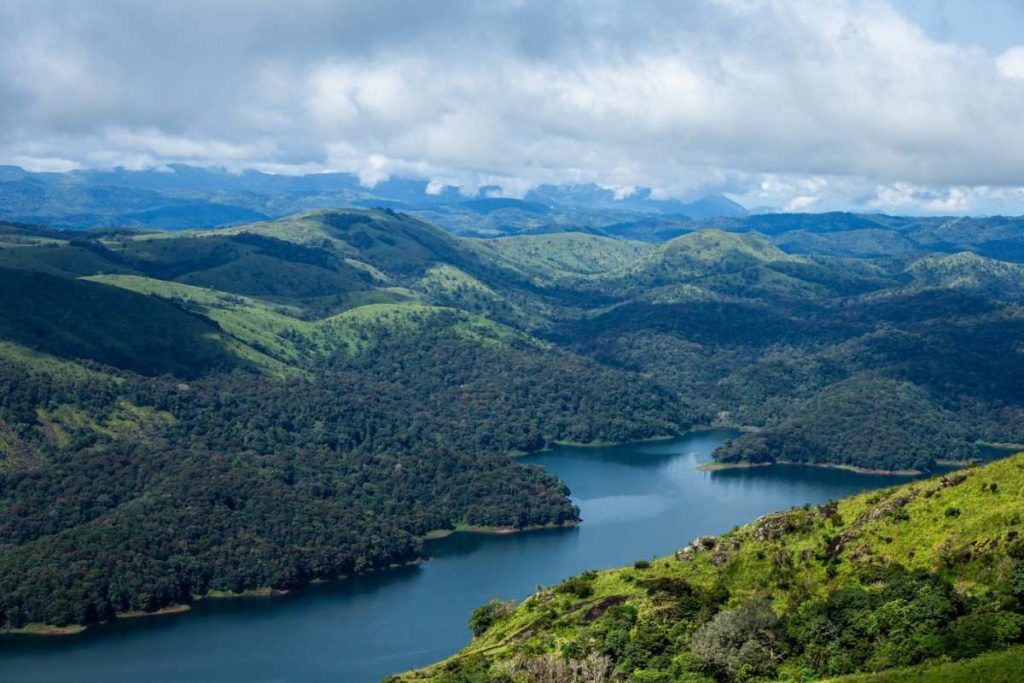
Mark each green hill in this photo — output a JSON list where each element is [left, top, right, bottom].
[[610, 230, 803, 290], [0, 267, 257, 377], [0, 210, 696, 633], [4, 207, 1024, 638], [542, 229, 1024, 472], [714, 376, 977, 472], [395, 453, 1024, 682], [906, 251, 1024, 300], [486, 233, 653, 278]]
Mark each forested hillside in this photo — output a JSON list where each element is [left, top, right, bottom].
[[550, 231, 1024, 471], [397, 453, 1024, 682], [2, 207, 1024, 633], [0, 211, 688, 631]]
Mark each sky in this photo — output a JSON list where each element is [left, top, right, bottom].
[[2, 0, 1024, 215]]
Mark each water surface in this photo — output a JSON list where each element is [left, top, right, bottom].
[[0, 430, 941, 682]]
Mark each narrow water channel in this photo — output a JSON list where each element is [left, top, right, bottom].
[[0, 430, 939, 682]]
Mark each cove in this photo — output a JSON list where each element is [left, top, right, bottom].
[[0, 430, 947, 682]]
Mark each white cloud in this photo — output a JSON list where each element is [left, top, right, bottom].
[[785, 195, 820, 212], [9, 155, 82, 172], [997, 46, 1024, 80], [0, 0, 1023, 213]]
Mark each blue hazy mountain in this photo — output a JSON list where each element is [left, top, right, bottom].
[[0, 165, 744, 232]]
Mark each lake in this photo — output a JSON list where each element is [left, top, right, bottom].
[[0, 430, 942, 682]]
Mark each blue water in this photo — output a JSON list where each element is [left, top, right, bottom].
[[0, 430, 934, 682]]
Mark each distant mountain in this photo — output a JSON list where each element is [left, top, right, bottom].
[[459, 198, 551, 215], [0, 165, 746, 232], [525, 183, 747, 218]]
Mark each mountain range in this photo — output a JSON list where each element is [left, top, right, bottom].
[[2, 204, 1024, 682], [0, 164, 746, 235]]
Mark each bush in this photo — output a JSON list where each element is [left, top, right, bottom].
[[690, 600, 785, 680], [946, 612, 1024, 660], [469, 598, 517, 637], [559, 575, 595, 599]]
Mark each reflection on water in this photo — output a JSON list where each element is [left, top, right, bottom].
[[0, 429, 957, 683]]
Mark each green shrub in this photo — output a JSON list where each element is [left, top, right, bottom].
[[468, 598, 516, 637]]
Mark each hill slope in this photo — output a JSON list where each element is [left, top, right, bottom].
[[396, 453, 1024, 682], [0, 210, 694, 633], [4, 207, 1024, 637]]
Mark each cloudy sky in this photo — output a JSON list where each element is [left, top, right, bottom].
[[2, 0, 1024, 214]]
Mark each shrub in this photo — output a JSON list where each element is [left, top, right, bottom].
[[946, 612, 1024, 660], [559, 576, 595, 599], [690, 600, 785, 680], [469, 598, 517, 637]]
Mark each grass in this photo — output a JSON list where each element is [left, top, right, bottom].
[[315, 302, 547, 356], [0, 340, 114, 383], [0, 624, 88, 636], [827, 646, 1024, 682], [116, 605, 191, 619], [396, 453, 1024, 681], [486, 232, 653, 278], [79, 275, 549, 375], [83, 274, 313, 366]]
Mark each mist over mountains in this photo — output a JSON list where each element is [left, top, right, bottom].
[[0, 164, 747, 233], [4, 164, 1024, 260]]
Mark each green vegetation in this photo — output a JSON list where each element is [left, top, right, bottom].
[[485, 233, 654, 278], [3, 205, 1024, 636], [395, 454, 1024, 682], [714, 377, 977, 472], [554, 231, 1024, 471], [0, 211, 687, 631], [828, 646, 1024, 682]]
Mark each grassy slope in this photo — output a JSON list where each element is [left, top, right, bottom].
[[906, 251, 1024, 300], [485, 233, 653, 277], [312, 302, 548, 358], [82, 274, 545, 365], [0, 267, 275, 377], [828, 646, 1024, 682], [82, 274, 314, 365], [397, 453, 1024, 681], [0, 340, 176, 471], [620, 230, 803, 280]]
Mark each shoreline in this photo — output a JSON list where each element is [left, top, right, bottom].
[[508, 425, 747, 458], [0, 427, 735, 638], [1, 520, 580, 638], [698, 459, 924, 476], [508, 433, 678, 457], [116, 604, 192, 619], [423, 519, 579, 540], [977, 441, 1024, 451]]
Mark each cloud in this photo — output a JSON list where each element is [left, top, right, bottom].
[[997, 46, 1024, 80], [1, 0, 1023, 214]]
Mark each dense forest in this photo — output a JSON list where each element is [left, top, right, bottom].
[[2, 207, 1024, 630], [397, 454, 1024, 682]]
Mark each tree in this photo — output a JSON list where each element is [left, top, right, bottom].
[[469, 598, 516, 637], [690, 600, 785, 680]]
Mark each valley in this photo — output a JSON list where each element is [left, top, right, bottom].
[[2, 206, 1024, 681], [397, 452, 1024, 682], [0, 431, 937, 682], [5, 3, 1024, 680]]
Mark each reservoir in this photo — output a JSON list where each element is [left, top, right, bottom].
[[0, 430, 944, 682]]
